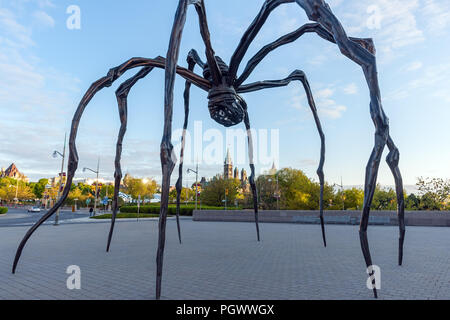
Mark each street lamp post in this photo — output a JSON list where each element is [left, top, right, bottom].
[[84, 158, 100, 216], [269, 175, 280, 211], [14, 179, 19, 207], [187, 162, 199, 210], [224, 188, 228, 211], [333, 177, 345, 211], [276, 175, 280, 211], [52, 133, 67, 226]]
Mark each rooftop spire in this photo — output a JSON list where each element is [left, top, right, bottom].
[[225, 148, 232, 165]]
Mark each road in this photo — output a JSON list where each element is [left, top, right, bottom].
[[0, 208, 92, 227]]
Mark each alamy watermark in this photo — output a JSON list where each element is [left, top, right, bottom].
[[172, 121, 280, 173], [366, 265, 381, 290], [66, 265, 81, 290], [66, 5, 81, 30], [366, 5, 382, 30]]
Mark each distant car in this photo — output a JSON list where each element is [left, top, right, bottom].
[[150, 194, 161, 203], [28, 207, 41, 213]]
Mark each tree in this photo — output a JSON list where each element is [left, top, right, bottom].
[[0, 183, 15, 202], [417, 177, 449, 210], [200, 176, 240, 207], [0, 178, 34, 202], [332, 188, 365, 210], [123, 175, 158, 200], [371, 185, 397, 210], [256, 175, 279, 210], [77, 183, 94, 196], [169, 187, 195, 203], [419, 192, 441, 211], [405, 193, 420, 210], [32, 178, 49, 199], [66, 187, 88, 206], [275, 168, 334, 210], [99, 184, 115, 199]]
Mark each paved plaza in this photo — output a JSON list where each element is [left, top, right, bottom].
[[0, 218, 449, 300]]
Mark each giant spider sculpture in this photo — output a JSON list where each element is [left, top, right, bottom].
[[12, 0, 406, 300]]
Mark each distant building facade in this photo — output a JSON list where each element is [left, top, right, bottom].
[[224, 149, 234, 180], [223, 149, 250, 193], [0, 164, 29, 182]]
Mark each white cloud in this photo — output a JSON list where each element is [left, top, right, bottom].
[[405, 61, 423, 71], [315, 88, 348, 119], [408, 63, 450, 90], [0, 8, 34, 48], [290, 86, 305, 110], [290, 86, 347, 119], [386, 62, 450, 102], [0, 2, 80, 181], [307, 54, 327, 66], [36, 0, 55, 8], [423, 0, 450, 34], [343, 83, 358, 95], [337, 0, 424, 63], [33, 10, 55, 28], [327, 0, 344, 8]]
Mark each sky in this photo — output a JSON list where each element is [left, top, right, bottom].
[[0, 0, 449, 189]]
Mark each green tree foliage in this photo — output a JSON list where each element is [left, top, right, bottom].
[[418, 192, 442, 211], [371, 185, 397, 210], [276, 168, 335, 210], [417, 177, 450, 210], [332, 188, 365, 210], [200, 176, 241, 206], [405, 193, 420, 210], [169, 187, 195, 203], [256, 175, 279, 210], [123, 175, 158, 200], [0, 177, 34, 201], [32, 178, 49, 199], [77, 183, 94, 196], [99, 184, 115, 199]]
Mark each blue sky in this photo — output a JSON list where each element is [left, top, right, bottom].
[[0, 0, 449, 189]]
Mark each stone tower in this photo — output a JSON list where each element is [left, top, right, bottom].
[[234, 167, 239, 180], [224, 149, 233, 179], [241, 169, 248, 182]]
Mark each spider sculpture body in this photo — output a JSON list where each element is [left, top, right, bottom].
[[12, 0, 406, 300]]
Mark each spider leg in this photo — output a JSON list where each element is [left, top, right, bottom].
[[230, 0, 376, 86], [156, 0, 190, 300], [192, 0, 222, 84], [175, 52, 202, 245], [229, 0, 298, 82], [12, 71, 122, 274], [386, 136, 406, 266], [238, 70, 327, 247], [107, 66, 154, 253], [12, 55, 210, 274], [293, 0, 403, 298], [236, 23, 333, 87], [237, 23, 375, 87], [242, 106, 261, 242]]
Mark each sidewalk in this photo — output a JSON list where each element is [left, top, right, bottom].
[[1, 220, 449, 300]]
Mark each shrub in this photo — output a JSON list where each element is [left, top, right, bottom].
[[91, 213, 160, 220], [119, 204, 239, 216], [0, 207, 8, 215]]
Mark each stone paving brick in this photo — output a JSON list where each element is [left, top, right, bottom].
[[0, 219, 449, 300]]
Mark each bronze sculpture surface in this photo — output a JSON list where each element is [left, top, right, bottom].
[[12, 0, 405, 300]]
